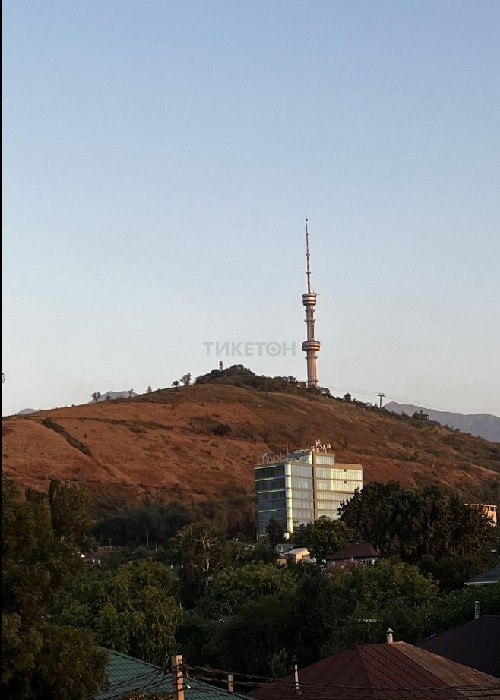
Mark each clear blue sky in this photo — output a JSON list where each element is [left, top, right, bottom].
[[3, 0, 500, 417]]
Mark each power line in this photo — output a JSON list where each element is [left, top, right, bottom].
[[86, 658, 500, 700], [185, 663, 500, 696], [322, 384, 462, 413]]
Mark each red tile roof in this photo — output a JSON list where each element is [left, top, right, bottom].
[[249, 642, 500, 700]]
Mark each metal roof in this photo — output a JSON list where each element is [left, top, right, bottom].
[[249, 642, 500, 700], [96, 649, 249, 700], [420, 616, 500, 677], [465, 565, 500, 586]]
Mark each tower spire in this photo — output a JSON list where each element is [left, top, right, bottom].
[[305, 218, 312, 294], [301, 219, 321, 388]]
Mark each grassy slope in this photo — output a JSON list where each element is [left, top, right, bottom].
[[2, 384, 499, 507]]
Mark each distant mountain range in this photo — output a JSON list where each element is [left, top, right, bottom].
[[385, 402, 500, 443]]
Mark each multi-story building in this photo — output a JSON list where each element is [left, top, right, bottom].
[[254, 443, 363, 538], [483, 504, 497, 526], [466, 503, 498, 526]]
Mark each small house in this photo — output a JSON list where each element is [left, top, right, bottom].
[[325, 542, 380, 570]]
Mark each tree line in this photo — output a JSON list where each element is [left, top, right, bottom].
[[2, 476, 499, 698]]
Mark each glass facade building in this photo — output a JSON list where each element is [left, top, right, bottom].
[[255, 449, 363, 537]]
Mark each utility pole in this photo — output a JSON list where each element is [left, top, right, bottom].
[[171, 655, 185, 700], [378, 392, 385, 409]]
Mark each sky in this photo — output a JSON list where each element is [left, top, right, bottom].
[[2, 0, 500, 418]]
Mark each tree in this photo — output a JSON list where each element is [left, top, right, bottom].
[[92, 501, 192, 548], [290, 565, 330, 662], [338, 481, 402, 547], [29, 626, 109, 700], [343, 558, 438, 611], [180, 373, 191, 386], [169, 523, 227, 596], [91, 391, 101, 402], [320, 559, 439, 653], [193, 485, 257, 541], [202, 594, 296, 676], [53, 560, 181, 665], [339, 482, 494, 588], [48, 478, 94, 548], [294, 517, 352, 562], [312, 517, 351, 561], [265, 518, 284, 547], [172, 381, 180, 389], [269, 648, 292, 678], [2, 478, 107, 698], [199, 563, 297, 619], [412, 409, 429, 421], [146, 385, 153, 393], [417, 583, 500, 640]]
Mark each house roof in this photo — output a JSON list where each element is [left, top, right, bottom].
[[419, 616, 500, 677], [96, 649, 248, 700], [464, 565, 500, 586], [286, 547, 310, 554], [325, 542, 380, 561], [248, 642, 500, 700]]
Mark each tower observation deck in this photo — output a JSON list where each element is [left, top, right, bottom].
[[302, 219, 320, 387]]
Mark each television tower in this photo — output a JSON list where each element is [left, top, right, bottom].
[[302, 219, 321, 388]]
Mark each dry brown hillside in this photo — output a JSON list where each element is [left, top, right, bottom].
[[2, 383, 499, 509]]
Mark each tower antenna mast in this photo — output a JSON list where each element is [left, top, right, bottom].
[[305, 218, 312, 294], [301, 219, 321, 388]]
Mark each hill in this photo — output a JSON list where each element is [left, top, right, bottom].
[[3, 376, 500, 511], [385, 402, 500, 442]]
